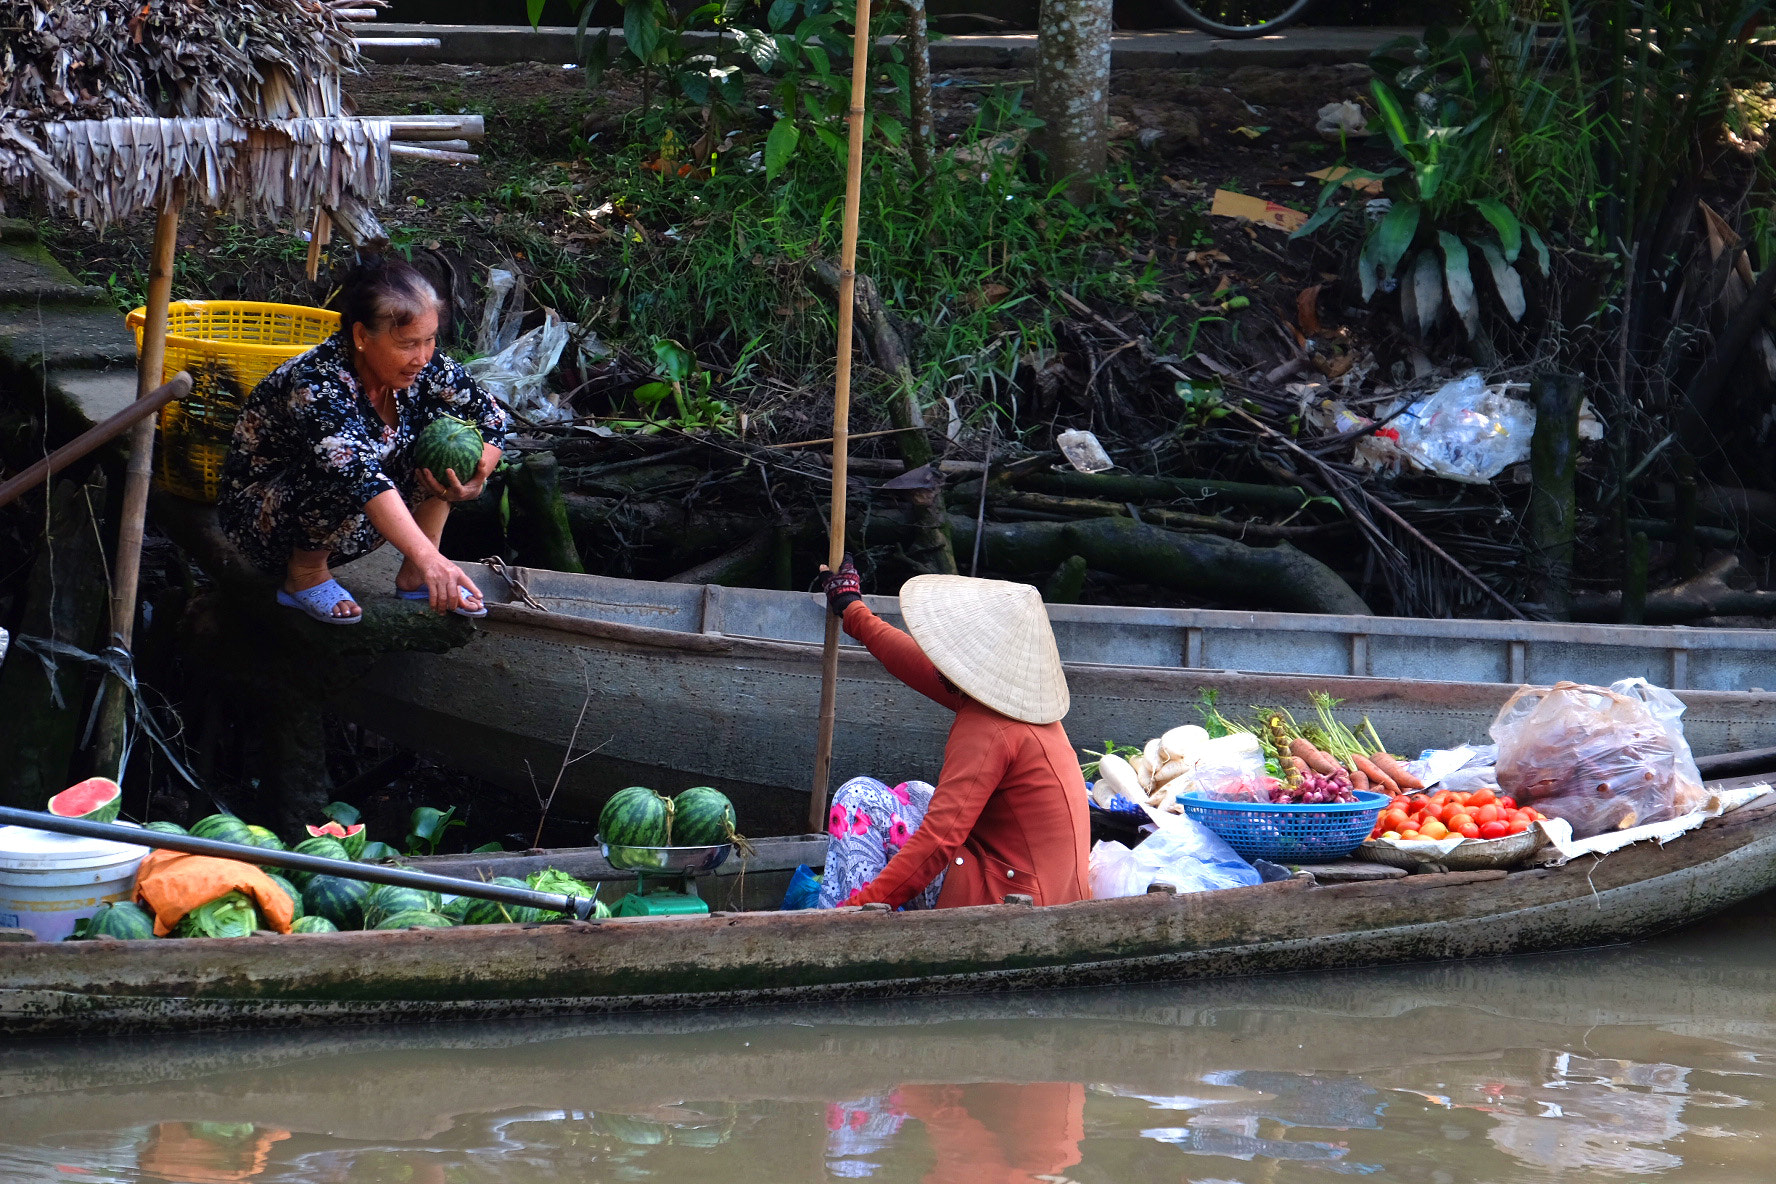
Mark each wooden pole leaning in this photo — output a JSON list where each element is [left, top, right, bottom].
[[92, 183, 185, 778], [808, 0, 877, 834]]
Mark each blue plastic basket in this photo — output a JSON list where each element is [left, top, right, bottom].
[[1177, 789, 1388, 862]]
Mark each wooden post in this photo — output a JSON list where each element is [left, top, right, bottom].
[[808, 0, 876, 834], [92, 186, 183, 778], [1528, 373, 1582, 618]]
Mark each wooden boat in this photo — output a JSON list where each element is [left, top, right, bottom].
[[330, 552, 1776, 832], [4, 783, 1775, 1038]]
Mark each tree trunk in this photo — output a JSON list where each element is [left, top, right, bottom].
[[1527, 373, 1582, 618], [903, 0, 935, 180], [507, 452, 585, 573], [1033, 0, 1112, 203]]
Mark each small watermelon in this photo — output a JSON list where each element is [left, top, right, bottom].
[[412, 414, 484, 488], [264, 873, 304, 921], [600, 786, 674, 848], [244, 825, 287, 853], [290, 915, 339, 934], [306, 821, 367, 859], [362, 885, 440, 928], [438, 894, 473, 923], [143, 821, 188, 836], [672, 786, 738, 847], [302, 874, 372, 929], [190, 813, 255, 847], [286, 835, 349, 889], [80, 901, 156, 940], [375, 909, 455, 930], [47, 777, 122, 824], [461, 877, 557, 925]]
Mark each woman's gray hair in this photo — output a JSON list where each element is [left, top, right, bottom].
[[338, 257, 442, 338]]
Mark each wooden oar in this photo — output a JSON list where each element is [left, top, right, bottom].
[[808, 0, 878, 834], [0, 806, 602, 921]]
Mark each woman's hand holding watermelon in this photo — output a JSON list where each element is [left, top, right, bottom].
[[417, 440, 498, 502]]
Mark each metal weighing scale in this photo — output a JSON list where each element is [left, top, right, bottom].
[[600, 838, 734, 917]]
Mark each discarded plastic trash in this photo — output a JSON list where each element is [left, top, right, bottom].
[[1316, 100, 1370, 141], [1057, 429, 1115, 474], [466, 311, 575, 425], [1390, 373, 1537, 484]]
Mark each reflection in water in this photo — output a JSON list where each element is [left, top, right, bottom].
[[6, 893, 1776, 1184]]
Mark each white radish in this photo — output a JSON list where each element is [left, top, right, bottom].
[[1160, 724, 1209, 762], [1131, 753, 1156, 792], [1090, 779, 1118, 809], [1151, 757, 1191, 788], [1095, 753, 1143, 804], [1143, 737, 1163, 771]]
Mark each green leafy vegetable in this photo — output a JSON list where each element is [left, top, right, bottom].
[[173, 891, 262, 939]]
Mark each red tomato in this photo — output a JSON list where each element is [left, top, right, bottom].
[[1478, 820, 1509, 840], [1452, 792, 1472, 806], [1431, 791, 1454, 806], [1384, 809, 1411, 832], [1474, 804, 1503, 825], [1469, 789, 1496, 808], [1458, 823, 1481, 839], [1447, 812, 1475, 832], [1506, 819, 1530, 835], [1498, 796, 1517, 810]]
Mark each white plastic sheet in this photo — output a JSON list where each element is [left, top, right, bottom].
[[1089, 806, 1261, 898]]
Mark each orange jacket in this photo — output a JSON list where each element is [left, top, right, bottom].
[[842, 602, 1091, 909]]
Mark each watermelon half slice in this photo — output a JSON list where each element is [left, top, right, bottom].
[[48, 777, 122, 824], [307, 820, 367, 859]]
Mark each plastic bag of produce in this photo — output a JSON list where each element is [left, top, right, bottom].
[[1490, 678, 1706, 838], [1088, 809, 1261, 898], [1158, 733, 1269, 803]]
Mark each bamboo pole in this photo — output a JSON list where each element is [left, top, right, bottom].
[[808, 0, 877, 834], [91, 185, 184, 778]]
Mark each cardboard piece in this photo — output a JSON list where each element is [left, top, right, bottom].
[[1210, 189, 1307, 233], [1308, 166, 1385, 196]]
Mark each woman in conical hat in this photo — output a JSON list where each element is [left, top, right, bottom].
[[815, 557, 1090, 910]]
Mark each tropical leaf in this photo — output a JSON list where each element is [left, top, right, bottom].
[[1291, 202, 1343, 241], [732, 26, 779, 70], [1471, 198, 1522, 263], [1477, 240, 1527, 321], [1410, 249, 1444, 337], [1524, 225, 1551, 275], [652, 338, 696, 383], [1373, 201, 1421, 281], [1358, 230, 1383, 303], [526, 0, 547, 28], [765, 117, 801, 180], [623, 0, 662, 64], [1369, 79, 1413, 153], [767, 0, 797, 28], [1439, 231, 1479, 338]]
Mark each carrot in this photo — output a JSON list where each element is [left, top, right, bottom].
[[1352, 753, 1398, 796], [1290, 738, 1342, 777], [1368, 751, 1424, 791], [1288, 756, 1311, 779], [1345, 756, 1369, 794]]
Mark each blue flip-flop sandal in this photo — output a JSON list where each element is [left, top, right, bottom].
[[276, 578, 362, 625], [396, 584, 489, 618]]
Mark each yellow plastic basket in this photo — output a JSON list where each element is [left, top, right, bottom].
[[127, 300, 340, 503]]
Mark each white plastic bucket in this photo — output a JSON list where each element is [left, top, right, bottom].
[[0, 823, 149, 942]]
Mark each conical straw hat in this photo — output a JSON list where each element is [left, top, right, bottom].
[[899, 575, 1070, 724]]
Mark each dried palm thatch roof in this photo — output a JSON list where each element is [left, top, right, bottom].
[[0, 1, 391, 234], [1, 0, 363, 121]]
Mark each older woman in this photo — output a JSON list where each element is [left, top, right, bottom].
[[815, 559, 1091, 910], [217, 259, 506, 623]]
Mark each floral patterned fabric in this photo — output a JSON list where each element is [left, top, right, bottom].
[[817, 777, 945, 910], [217, 331, 506, 576]]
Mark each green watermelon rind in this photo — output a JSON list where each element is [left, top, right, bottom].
[[190, 814, 255, 846], [245, 825, 287, 853], [362, 885, 441, 928], [301, 874, 373, 930], [286, 835, 349, 889], [143, 821, 189, 836], [671, 786, 736, 847], [599, 786, 674, 848], [290, 915, 339, 934], [375, 909, 455, 930], [413, 414, 483, 487], [460, 877, 558, 926], [81, 900, 157, 940]]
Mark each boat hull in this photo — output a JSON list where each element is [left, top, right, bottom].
[[6, 798, 1775, 1038]]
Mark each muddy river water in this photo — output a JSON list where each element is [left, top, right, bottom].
[[5, 892, 1776, 1184]]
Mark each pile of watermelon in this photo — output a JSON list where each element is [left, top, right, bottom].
[[63, 806, 611, 941], [600, 785, 745, 849]]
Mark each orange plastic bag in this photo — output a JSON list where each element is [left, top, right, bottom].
[[134, 849, 296, 936]]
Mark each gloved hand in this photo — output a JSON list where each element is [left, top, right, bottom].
[[817, 554, 863, 618]]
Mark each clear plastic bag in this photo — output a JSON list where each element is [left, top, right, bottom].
[[1159, 732, 1269, 802], [1088, 808, 1261, 898], [466, 310, 575, 424], [1391, 373, 1537, 484], [1491, 678, 1706, 838]]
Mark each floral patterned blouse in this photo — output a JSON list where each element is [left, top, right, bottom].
[[217, 331, 506, 576]]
